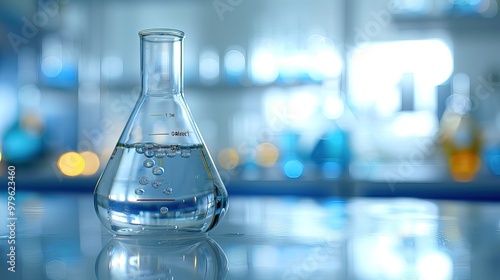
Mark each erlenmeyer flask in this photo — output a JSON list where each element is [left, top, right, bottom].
[[94, 29, 228, 236]]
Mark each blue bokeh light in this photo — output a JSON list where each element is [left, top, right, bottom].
[[284, 159, 304, 179]]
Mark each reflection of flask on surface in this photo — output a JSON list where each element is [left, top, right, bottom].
[[94, 29, 228, 235], [439, 74, 482, 182], [96, 236, 228, 280]]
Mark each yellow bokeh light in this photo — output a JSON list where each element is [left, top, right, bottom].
[[57, 152, 85, 177], [80, 151, 100, 176], [217, 148, 240, 170], [0, 151, 2, 162], [255, 142, 279, 167]]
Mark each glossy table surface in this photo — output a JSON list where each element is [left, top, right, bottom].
[[2, 191, 500, 280]]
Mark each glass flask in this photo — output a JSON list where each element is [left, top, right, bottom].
[[94, 28, 228, 236]]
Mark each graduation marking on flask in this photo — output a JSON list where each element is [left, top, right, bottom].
[[150, 113, 176, 118], [148, 130, 192, 136]]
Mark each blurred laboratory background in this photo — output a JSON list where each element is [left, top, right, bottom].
[[1, 0, 500, 198]]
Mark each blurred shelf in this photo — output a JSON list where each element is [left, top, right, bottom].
[[5, 172, 500, 202], [354, 180, 500, 201], [393, 15, 500, 31], [3, 158, 499, 200]]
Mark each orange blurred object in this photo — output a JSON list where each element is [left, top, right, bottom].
[[439, 91, 482, 182], [449, 152, 481, 182]]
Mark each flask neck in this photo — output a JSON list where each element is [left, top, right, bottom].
[[140, 29, 184, 96]]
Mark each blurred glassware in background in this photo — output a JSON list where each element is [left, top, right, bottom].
[[478, 72, 500, 177], [439, 73, 482, 182], [310, 86, 352, 180], [1, 84, 45, 164]]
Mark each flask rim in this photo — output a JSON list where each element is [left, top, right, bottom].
[[139, 28, 185, 41]]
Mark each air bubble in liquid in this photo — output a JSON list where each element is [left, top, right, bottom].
[[167, 147, 176, 157], [163, 188, 173, 195], [135, 188, 145, 195], [143, 159, 155, 168], [151, 180, 162, 188], [181, 149, 191, 158], [139, 176, 149, 185], [144, 143, 155, 158], [155, 148, 166, 158], [160, 207, 169, 215], [145, 149, 155, 158], [135, 144, 145, 154], [152, 166, 164, 175]]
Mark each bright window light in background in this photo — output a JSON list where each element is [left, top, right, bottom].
[[224, 48, 245, 77], [250, 39, 280, 84], [249, 34, 341, 84], [279, 51, 309, 82], [199, 48, 220, 84], [250, 52, 276, 85], [307, 34, 342, 81], [411, 40, 453, 86], [309, 48, 342, 81], [391, 111, 437, 137], [288, 90, 319, 128], [322, 93, 345, 120], [349, 39, 453, 115], [262, 87, 320, 132]]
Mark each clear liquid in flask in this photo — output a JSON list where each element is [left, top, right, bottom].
[[95, 143, 227, 235]]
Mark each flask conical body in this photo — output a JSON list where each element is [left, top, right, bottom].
[[93, 29, 228, 235]]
